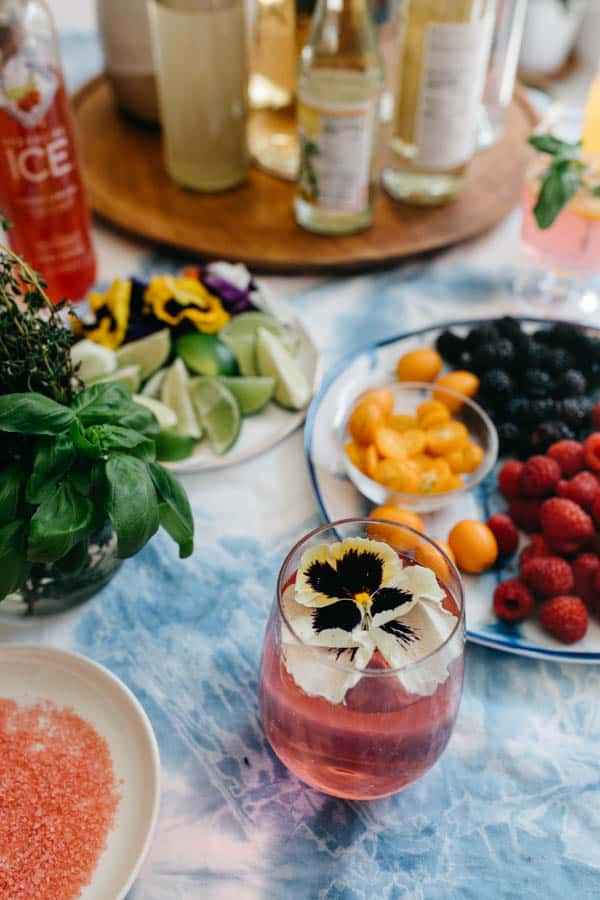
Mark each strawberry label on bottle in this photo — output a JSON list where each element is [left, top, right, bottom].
[[0, 53, 58, 127]]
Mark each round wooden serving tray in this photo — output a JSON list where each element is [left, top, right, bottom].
[[72, 75, 535, 274]]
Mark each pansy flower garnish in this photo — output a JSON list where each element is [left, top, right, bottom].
[[282, 538, 461, 703], [70, 278, 132, 349], [143, 275, 230, 333]]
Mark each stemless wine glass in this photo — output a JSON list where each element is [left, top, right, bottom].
[[259, 518, 465, 800]]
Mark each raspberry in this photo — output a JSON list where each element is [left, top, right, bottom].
[[592, 493, 600, 526], [539, 595, 588, 644], [547, 440, 585, 476], [591, 401, 600, 430], [557, 471, 600, 511], [540, 497, 594, 555], [519, 533, 551, 568], [519, 455, 561, 498], [498, 460, 524, 499], [583, 433, 600, 473], [493, 579, 535, 623], [521, 556, 574, 599], [509, 498, 542, 533], [486, 514, 519, 556], [572, 553, 600, 608]]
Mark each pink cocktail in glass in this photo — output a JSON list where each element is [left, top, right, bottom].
[[259, 519, 465, 800]]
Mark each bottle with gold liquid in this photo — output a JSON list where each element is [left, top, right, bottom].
[[294, 0, 385, 234], [383, 0, 495, 206]]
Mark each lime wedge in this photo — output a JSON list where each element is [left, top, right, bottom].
[[133, 394, 178, 430], [71, 339, 117, 384], [220, 310, 299, 353], [175, 332, 238, 376], [155, 429, 198, 462], [218, 376, 275, 415], [161, 358, 202, 439], [141, 369, 166, 398], [92, 364, 142, 392], [189, 377, 241, 455], [116, 329, 171, 380], [256, 327, 311, 410], [220, 333, 257, 376]]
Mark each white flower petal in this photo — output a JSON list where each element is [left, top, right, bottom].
[[370, 564, 444, 627], [281, 584, 362, 648], [282, 639, 374, 704], [294, 545, 345, 608]]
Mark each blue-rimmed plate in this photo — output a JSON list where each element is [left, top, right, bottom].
[[305, 317, 600, 663]]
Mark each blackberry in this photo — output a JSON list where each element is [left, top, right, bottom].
[[435, 330, 465, 365], [528, 398, 556, 423], [585, 360, 600, 388], [505, 396, 531, 424], [495, 316, 524, 341], [479, 368, 514, 401], [545, 347, 574, 375], [471, 339, 515, 373], [555, 369, 587, 398], [557, 397, 590, 429], [513, 337, 545, 369], [466, 323, 500, 351], [522, 368, 553, 398], [536, 323, 582, 349], [497, 422, 520, 455], [530, 421, 575, 453]]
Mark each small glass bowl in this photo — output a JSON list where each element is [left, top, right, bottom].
[[340, 380, 498, 513]]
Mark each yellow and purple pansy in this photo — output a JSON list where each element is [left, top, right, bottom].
[[143, 276, 230, 333], [282, 538, 460, 703]]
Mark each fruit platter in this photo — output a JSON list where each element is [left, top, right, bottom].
[[71, 262, 320, 471], [306, 316, 600, 662]]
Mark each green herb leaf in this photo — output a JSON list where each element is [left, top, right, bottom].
[[72, 381, 132, 425], [118, 403, 160, 437], [0, 462, 26, 526], [105, 455, 159, 557], [26, 433, 76, 504], [0, 393, 74, 435], [69, 458, 93, 496], [53, 536, 89, 575], [86, 424, 156, 462], [528, 135, 581, 158], [0, 520, 30, 599], [27, 480, 94, 563], [591, 185, 600, 197], [533, 158, 582, 229], [148, 462, 194, 558]]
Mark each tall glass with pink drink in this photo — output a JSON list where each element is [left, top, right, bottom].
[[259, 519, 465, 800]]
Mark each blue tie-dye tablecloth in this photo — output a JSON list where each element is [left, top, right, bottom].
[[4, 24, 600, 900]]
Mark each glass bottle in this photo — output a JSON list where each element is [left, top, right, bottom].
[[294, 0, 385, 235], [0, 0, 96, 302], [383, 0, 495, 206]]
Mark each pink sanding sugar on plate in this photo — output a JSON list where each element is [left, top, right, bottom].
[[0, 698, 121, 900]]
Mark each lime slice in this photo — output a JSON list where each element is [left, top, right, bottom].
[[71, 339, 117, 384], [175, 332, 238, 376], [189, 377, 241, 455], [92, 364, 142, 392], [256, 327, 311, 410], [218, 376, 275, 415], [115, 329, 171, 380], [133, 394, 177, 430], [161, 358, 202, 439], [155, 429, 198, 462], [141, 368, 166, 398], [220, 333, 257, 376], [220, 310, 299, 353]]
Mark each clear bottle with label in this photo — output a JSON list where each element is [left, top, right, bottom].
[[0, 0, 96, 302], [383, 0, 495, 206], [294, 0, 385, 234]]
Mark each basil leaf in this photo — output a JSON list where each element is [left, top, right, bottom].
[[71, 381, 132, 425], [28, 480, 94, 563], [0, 520, 30, 599], [0, 462, 26, 526], [0, 394, 74, 435], [118, 403, 160, 438], [53, 537, 89, 575], [528, 135, 581, 159], [533, 159, 581, 229], [26, 433, 76, 504], [86, 424, 156, 462], [148, 462, 194, 559], [70, 459, 93, 496], [105, 455, 159, 557]]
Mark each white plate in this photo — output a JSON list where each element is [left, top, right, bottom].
[[0, 645, 160, 899], [169, 287, 320, 473], [305, 317, 600, 664]]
